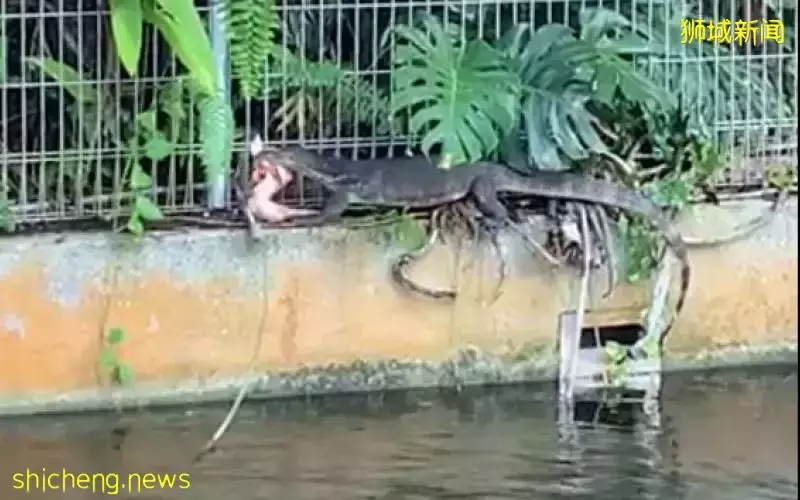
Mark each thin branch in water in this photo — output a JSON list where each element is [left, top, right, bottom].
[[193, 245, 270, 463]]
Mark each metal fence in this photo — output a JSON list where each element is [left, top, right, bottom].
[[1, 0, 797, 227]]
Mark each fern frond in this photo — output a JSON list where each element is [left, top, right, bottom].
[[338, 73, 395, 134], [221, 0, 279, 99], [278, 51, 344, 89], [273, 51, 395, 134]]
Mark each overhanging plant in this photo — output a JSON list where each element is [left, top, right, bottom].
[[388, 9, 738, 285], [389, 8, 675, 172], [108, 0, 234, 204], [497, 8, 675, 171]]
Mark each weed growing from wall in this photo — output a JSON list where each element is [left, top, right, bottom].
[[98, 327, 135, 387]]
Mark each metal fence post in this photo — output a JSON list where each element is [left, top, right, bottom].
[[207, 0, 230, 210]]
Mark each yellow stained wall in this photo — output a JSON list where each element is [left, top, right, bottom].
[[0, 201, 796, 397]]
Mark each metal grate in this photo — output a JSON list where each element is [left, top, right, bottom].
[[1, 0, 797, 227]]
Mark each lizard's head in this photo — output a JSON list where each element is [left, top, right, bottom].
[[247, 135, 299, 185], [249, 134, 330, 182], [250, 157, 278, 185]]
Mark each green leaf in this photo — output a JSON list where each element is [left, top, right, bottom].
[[134, 195, 164, 221], [523, 100, 565, 170], [126, 214, 144, 236], [113, 363, 135, 385], [98, 346, 119, 367], [222, 0, 278, 98], [109, 0, 143, 76], [0, 34, 6, 83], [393, 215, 427, 250], [604, 33, 664, 56], [136, 110, 158, 132], [143, 0, 217, 96], [143, 133, 174, 160], [106, 327, 126, 345], [198, 91, 235, 180], [593, 62, 618, 104], [645, 178, 692, 208], [24, 57, 97, 103], [130, 163, 153, 190], [501, 23, 609, 171], [0, 198, 15, 233], [604, 340, 627, 363], [638, 335, 660, 359], [159, 80, 187, 120], [391, 16, 519, 165]]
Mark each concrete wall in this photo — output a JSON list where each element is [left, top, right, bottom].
[[0, 199, 797, 415]]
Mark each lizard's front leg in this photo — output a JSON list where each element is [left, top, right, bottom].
[[471, 176, 560, 265]]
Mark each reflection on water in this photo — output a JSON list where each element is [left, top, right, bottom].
[[1, 366, 796, 499]]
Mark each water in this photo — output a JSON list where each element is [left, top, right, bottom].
[[1, 366, 797, 499]]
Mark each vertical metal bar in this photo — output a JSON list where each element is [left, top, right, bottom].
[[794, 0, 799, 170], [92, 2, 101, 215], [75, 0, 85, 215], [20, 0, 28, 210], [387, 0, 397, 157], [0, 0, 7, 209], [317, 0, 325, 158], [335, 0, 344, 158], [353, 1, 361, 160], [371, 0, 380, 159], [744, 0, 753, 182], [207, 0, 230, 209], [37, 0, 46, 215], [760, 0, 768, 180], [727, 0, 736, 181], [152, 17, 161, 205], [713, 0, 720, 183]]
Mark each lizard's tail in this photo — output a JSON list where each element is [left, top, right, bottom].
[[499, 169, 691, 343]]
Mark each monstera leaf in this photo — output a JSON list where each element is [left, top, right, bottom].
[[390, 15, 520, 167], [499, 23, 603, 171], [499, 9, 674, 171], [579, 8, 674, 111]]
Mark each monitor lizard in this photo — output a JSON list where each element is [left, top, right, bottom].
[[251, 143, 693, 342]]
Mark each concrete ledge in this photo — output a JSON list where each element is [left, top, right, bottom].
[[0, 198, 797, 416]]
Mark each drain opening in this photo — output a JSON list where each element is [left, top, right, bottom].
[[559, 309, 663, 395], [579, 322, 644, 350]]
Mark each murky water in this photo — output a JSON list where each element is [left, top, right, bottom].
[[1, 366, 797, 499]]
